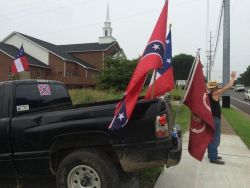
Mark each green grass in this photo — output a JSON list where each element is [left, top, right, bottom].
[[68, 88, 123, 105], [172, 104, 190, 133], [137, 167, 163, 188], [222, 108, 250, 149], [169, 88, 184, 100]]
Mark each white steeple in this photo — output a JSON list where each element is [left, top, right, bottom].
[[99, 1, 116, 44]]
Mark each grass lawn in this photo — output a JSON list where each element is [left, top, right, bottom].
[[222, 108, 250, 149], [68, 88, 123, 105], [173, 104, 190, 132]]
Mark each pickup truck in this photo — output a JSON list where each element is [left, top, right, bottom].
[[0, 80, 182, 188]]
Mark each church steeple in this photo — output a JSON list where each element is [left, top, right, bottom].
[[99, 1, 116, 44]]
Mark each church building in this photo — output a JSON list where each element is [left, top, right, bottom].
[[0, 3, 125, 88]]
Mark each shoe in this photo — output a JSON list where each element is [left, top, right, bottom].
[[210, 159, 225, 165], [217, 156, 222, 160]]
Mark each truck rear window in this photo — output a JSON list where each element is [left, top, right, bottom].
[[15, 83, 72, 115]]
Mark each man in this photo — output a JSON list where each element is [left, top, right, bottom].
[[207, 71, 236, 165]]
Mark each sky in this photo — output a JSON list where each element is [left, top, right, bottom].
[[0, 0, 249, 82]]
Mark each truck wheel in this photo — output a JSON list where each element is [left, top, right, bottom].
[[56, 150, 119, 188]]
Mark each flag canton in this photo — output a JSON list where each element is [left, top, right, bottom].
[[142, 40, 165, 64], [15, 46, 25, 59], [158, 31, 172, 75], [38, 84, 51, 96]]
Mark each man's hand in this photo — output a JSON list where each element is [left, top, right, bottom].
[[231, 71, 237, 79]]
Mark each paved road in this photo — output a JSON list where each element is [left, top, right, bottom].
[[227, 88, 250, 116]]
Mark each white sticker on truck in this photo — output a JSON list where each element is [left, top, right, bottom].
[[16, 105, 30, 112]]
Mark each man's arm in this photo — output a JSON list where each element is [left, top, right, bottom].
[[213, 71, 237, 98]]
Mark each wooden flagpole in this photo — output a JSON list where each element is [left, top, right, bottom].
[[174, 48, 200, 121]]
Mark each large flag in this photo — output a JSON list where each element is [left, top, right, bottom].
[[11, 45, 29, 75], [109, 1, 169, 130], [144, 28, 174, 99], [183, 55, 214, 161]]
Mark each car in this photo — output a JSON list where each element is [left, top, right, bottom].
[[244, 89, 250, 100], [234, 84, 245, 92], [0, 80, 182, 188]]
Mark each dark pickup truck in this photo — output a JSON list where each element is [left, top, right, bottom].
[[0, 80, 181, 188]]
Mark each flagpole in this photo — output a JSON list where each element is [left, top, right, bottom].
[[174, 48, 200, 121], [150, 70, 157, 99]]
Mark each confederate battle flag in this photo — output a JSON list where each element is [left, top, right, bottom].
[[183, 54, 214, 161], [144, 27, 174, 99], [109, 1, 169, 130]]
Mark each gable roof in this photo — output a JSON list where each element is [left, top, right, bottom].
[[59, 42, 117, 52], [0, 42, 50, 69], [15, 32, 97, 70]]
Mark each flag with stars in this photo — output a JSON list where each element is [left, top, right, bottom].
[[11, 45, 30, 75], [144, 28, 174, 99], [109, 0, 169, 130]]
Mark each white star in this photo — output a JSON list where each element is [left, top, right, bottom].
[[166, 59, 171, 64], [118, 113, 125, 121], [166, 40, 170, 44], [152, 44, 160, 51]]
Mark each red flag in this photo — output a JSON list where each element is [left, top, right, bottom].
[[183, 55, 214, 161], [11, 45, 29, 74], [109, 1, 169, 130]]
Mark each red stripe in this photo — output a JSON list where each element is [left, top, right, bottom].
[[20, 56, 29, 71]]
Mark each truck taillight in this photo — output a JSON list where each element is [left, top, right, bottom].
[[159, 114, 167, 126], [155, 114, 169, 138]]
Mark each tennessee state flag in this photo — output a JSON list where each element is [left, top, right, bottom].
[[145, 28, 174, 99], [11, 45, 29, 75], [109, 1, 169, 130], [183, 54, 214, 161]]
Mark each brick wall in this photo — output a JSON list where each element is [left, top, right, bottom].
[[70, 51, 104, 70], [48, 53, 98, 87], [0, 52, 14, 81], [30, 66, 50, 79]]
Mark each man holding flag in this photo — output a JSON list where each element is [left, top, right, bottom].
[[109, 0, 169, 130], [206, 71, 236, 164]]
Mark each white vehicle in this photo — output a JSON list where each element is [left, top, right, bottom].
[[234, 84, 245, 92], [244, 89, 250, 100]]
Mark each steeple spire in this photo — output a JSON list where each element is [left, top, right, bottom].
[[99, 1, 116, 44], [106, 2, 110, 22]]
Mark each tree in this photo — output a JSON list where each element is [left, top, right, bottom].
[[172, 54, 195, 81], [97, 58, 138, 91], [237, 65, 250, 86]]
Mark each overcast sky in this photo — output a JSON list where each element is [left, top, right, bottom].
[[0, 0, 249, 81]]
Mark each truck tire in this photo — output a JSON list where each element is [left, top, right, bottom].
[[56, 149, 119, 188]]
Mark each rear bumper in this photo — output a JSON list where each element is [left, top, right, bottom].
[[114, 137, 182, 172]]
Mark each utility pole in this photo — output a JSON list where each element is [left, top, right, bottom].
[[222, 0, 230, 108], [207, 31, 213, 81]]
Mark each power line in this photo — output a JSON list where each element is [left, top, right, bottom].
[[211, 0, 224, 69]]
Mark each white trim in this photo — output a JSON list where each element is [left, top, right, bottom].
[[30, 64, 51, 69]]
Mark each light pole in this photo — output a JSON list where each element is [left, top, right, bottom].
[[222, 0, 230, 108]]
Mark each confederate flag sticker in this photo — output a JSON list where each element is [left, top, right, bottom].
[[38, 84, 51, 96]]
